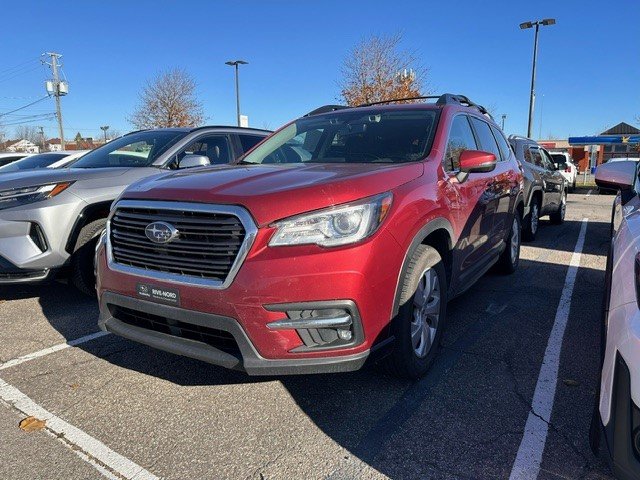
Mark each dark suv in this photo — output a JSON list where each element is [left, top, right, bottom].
[[508, 135, 566, 241], [96, 94, 525, 378]]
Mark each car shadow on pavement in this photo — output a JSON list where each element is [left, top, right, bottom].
[[527, 218, 610, 256]]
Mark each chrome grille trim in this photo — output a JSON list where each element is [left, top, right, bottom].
[[106, 200, 258, 289]]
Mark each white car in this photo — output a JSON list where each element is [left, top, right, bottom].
[[590, 160, 640, 479], [549, 152, 578, 191], [0, 150, 88, 173]]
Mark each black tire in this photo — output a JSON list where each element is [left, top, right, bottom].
[[496, 211, 521, 274], [70, 219, 106, 296], [550, 191, 566, 224], [571, 179, 576, 192], [522, 198, 540, 242], [384, 244, 448, 379]]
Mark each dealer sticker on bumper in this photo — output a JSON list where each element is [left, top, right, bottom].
[[136, 283, 180, 305]]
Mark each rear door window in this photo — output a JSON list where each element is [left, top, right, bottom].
[[529, 147, 544, 168], [238, 134, 265, 153], [180, 135, 232, 165], [470, 117, 502, 162], [444, 115, 478, 172], [490, 126, 511, 161]]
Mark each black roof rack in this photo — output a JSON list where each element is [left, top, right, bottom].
[[304, 105, 350, 116], [305, 93, 493, 119]]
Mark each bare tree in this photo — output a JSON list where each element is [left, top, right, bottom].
[[14, 125, 42, 144], [106, 129, 122, 140], [128, 68, 204, 129], [339, 33, 427, 106]]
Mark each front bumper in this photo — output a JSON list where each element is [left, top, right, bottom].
[[96, 218, 404, 371], [99, 291, 369, 375], [0, 192, 85, 283]]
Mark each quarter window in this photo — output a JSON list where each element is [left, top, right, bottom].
[[444, 115, 477, 172], [470, 117, 501, 162]]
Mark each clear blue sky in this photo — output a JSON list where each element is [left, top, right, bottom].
[[1, 0, 638, 141]]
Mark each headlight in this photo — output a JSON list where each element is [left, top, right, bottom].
[[0, 182, 74, 210], [269, 192, 393, 247]]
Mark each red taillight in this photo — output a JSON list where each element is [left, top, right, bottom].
[[565, 167, 571, 173]]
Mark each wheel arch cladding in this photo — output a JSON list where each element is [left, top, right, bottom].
[[391, 218, 454, 318], [65, 201, 112, 254]]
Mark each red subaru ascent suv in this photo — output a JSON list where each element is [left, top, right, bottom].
[[96, 94, 524, 378]]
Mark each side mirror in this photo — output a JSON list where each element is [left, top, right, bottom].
[[459, 150, 497, 173], [595, 161, 637, 191], [179, 154, 210, 169]]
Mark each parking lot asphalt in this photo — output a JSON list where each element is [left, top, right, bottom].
[[0, 190, 615, 480]]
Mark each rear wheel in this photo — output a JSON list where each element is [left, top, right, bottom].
[[522, 198, 540, 242], [70, 219, 106, 296], [385, 245, 447, 379], [496, 212, 521, 274], [550, 191, 566, 224]]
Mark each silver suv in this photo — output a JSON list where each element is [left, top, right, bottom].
[[508, 135, 566, 241], [0, 126, 269, 294]]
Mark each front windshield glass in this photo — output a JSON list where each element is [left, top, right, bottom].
[[0, 153, 69, 173], [240, 109, 438, 165], [71, 130, 187, 169]]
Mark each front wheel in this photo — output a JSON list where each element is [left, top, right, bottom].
[[550, 191, 566, 224], [384, 245, 448, 379], [522, 199, 540, 242], [70, 219, 106, 296], [496, 212, 521, 274]]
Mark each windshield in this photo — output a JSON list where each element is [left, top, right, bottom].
[[240, 109, 438, 165], [0, 153, 69, 173], [71, 130, 187, 169]]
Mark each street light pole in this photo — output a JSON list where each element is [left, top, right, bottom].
[[501, 114, 507, 130], [520, 18, 555, 139], [225, 60, 248, 127], [100, 125, 109, 143]]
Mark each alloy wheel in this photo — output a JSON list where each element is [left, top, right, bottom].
[[411, 268, 441, 358], [510, 217, 520, 264]]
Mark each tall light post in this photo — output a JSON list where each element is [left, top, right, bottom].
[[501, 114, 507, 130], [225, 60, 248, 127], [100, 125, 109, 143], [520, 18, 555, 138]]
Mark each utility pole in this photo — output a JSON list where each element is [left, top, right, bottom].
[[43, 52, 67, 149], [225, 60, 248, 127], [519, 19, 555, 139], [38, 126, 45, 151], [100, 125, 109, 143]]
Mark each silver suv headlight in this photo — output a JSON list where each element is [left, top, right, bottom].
[[269, 192, 392, 247], [0, 182, 74, 210]]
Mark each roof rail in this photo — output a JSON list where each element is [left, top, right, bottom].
[[304, 105, 351, 116], [507, 134, 534, 142], [305, 93, 493, 119], [358, 96, 441, 107]]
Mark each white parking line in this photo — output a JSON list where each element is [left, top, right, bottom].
[[0, 377, 159, 480], [509, 218, 589, 480], [0, 331, 110, 371]]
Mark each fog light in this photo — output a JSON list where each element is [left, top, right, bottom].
[[338, 329, 352, 341]]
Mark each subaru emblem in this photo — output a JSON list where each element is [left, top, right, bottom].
[[145, 221, 179, 244]]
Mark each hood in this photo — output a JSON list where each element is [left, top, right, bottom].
[[0, 167, 135, 190], [122, 163, 423, 226]]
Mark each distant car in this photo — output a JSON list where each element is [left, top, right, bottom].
[[549, 152, 577, 191], [590, 160, 640, 479], [0, 153, 30, 167], [0, 150, 89, 174], [508, 135, 566, 241], [0, 126, 270, 294]]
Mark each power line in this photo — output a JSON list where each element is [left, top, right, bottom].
[[0, 96, 50, 117], [0, 57, 39, 75], [0, 64, 42, 84]]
